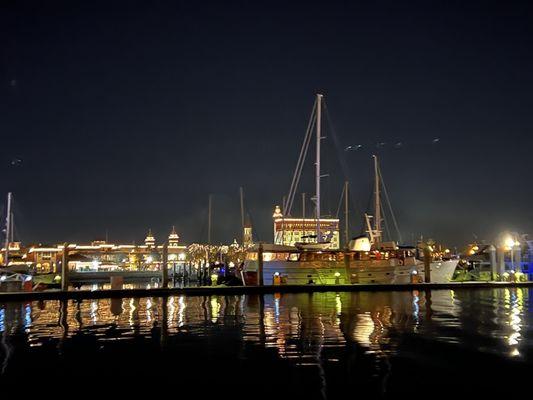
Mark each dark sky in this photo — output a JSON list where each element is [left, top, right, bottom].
[[1, 0, 532, 247]]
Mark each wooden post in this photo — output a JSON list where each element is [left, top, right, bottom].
[[488, 245, 497, 281], [344, 252, 351, 284], [162, 243, 169, 288], [61, 243, 69, 291], [257, 243, 264, 286], [423, 243, 431, 283]]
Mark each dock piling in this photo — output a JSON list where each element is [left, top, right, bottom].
[[61, 243, 69, 291], [257, 243, 264, 286], [162, 243, 169, 288], [423, 244, 431, 283]]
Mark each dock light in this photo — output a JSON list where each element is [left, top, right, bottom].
[[0, 275, 6, 281], [334, 272, 341, 277]]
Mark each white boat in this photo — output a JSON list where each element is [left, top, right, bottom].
[[241, 243, 459, 286]]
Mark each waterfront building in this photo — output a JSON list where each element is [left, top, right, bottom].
[[272, 206, 340, 249], [17, 228, 188, 273]]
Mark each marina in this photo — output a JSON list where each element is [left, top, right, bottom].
[[3, 1, 533, 396]]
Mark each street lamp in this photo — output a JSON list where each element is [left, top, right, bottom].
[[504, 236, 520, 271]]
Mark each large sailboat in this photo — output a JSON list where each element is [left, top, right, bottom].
[[241, 94, 458, 285]]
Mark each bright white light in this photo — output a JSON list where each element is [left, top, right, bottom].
[[25, 275, 32, 282], [0, 275, 6, 281], [504, 236, 519, 249], [178, 253, 186, 261], [146, 256, 153, 263]]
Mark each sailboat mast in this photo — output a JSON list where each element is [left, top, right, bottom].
[[344, 181, 349, 247], [315, 93, 323, 241], [240, 187, 245, 245], [207, 194, 212, 244], [4, 192, 12, 266], [373, 155, 381, 243]]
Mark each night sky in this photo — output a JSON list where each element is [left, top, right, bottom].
[[2, 0, 533, 247]]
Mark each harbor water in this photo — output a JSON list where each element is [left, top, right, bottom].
[[0, 288, 531, 397]]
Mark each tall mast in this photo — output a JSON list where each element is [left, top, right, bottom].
[[344, 181, 349, 248], [315, 93, 323, 241], [207, 194, 212, 244], [373, 155, 381, 243], [4, 192, 12, 266], [239, 187, 245, 245]]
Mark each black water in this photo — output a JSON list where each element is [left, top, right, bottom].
[[0, 289, 531, 398]]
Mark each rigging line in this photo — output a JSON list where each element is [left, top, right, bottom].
[[381, 201, 392, 242], [378, 165, 403, 244], [285, 99, 316, 211], [284, 100, 317, 215], [322, 102, 363, 219], [335, 183, 345, 219], [288, 116, 315, 215]]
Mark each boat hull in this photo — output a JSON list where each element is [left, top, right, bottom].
[[242, 258, 459, 286]]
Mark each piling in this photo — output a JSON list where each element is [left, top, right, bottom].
[[161, 243, 169, 288], [61, 243, 69, 291], [257, 243, 264, 286], [497, 247, 505, 280], [488, 245, 497, 280], [344, 252, 352, 284], [423, 244, 431, 283]]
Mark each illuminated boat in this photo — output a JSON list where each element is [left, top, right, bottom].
[[241, 240, 458, 286]]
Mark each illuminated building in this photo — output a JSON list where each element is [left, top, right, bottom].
[[272, 206, 340, 249], [21, 228, 187, 273]]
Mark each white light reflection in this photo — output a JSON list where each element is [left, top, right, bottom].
[[146, 299, 152, 323], [178, 296, 186, 327], [90, 301, 98, 323], [129, 298, 136, 327], [24, 305, 32, 328], [412, 291, 420, 327]]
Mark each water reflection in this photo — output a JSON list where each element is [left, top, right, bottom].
[[0, 289, 531, 396]]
